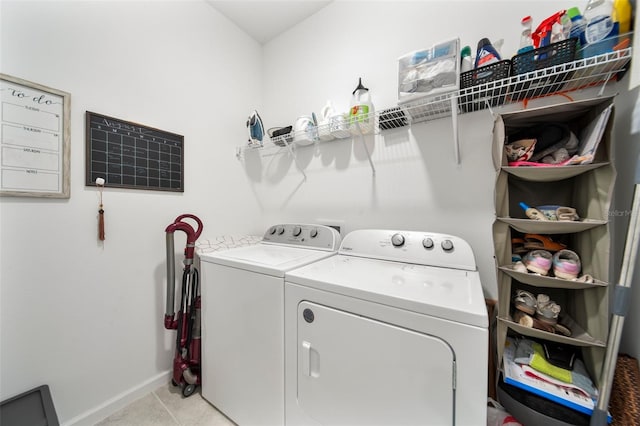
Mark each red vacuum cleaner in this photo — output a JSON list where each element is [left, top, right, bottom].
[[164, 214, 203, 397]]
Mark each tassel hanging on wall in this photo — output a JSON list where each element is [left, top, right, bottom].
[[96, 177, 105, 241]]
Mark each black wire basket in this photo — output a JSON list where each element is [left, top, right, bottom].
[[510, 38, 578, 101], [459, 60, 511, 112]]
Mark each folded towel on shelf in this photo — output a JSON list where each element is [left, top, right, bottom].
[[513, 338, 598, 398]]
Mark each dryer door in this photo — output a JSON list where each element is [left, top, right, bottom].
[[296, 301, 455, 426]]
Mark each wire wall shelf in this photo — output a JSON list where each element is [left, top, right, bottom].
[[237, 47, 632, 169], [394, 46, 633, 127]]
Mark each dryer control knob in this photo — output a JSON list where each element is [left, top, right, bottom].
[[293, 226, 302, 237], [441, 239, 454, 251], [310, 228, 318, 238], [277, 226, 285, 235], [269, 226, 277, 235], [391, 233, 405, 247], [423, 238, 434, 249]]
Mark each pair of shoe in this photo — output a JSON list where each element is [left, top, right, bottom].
[[514, 290, 560, 324], [513, 290, 571, 336], [522, 249, 581, 279]]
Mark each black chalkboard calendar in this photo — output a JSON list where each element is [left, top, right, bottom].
[[85, 111, 184, 192]]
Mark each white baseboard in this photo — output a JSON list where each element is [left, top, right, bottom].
[[61, 370, 171, 426]]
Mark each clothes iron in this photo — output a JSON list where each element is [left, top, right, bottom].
[[247, 110, 265, 146]]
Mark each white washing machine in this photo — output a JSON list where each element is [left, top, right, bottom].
[[199, 224, 341, 426], [284, 229, 488, 426]]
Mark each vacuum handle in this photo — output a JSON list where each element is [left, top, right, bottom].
[[165, 232, 177, 329], [173, 214, 204, 241], [165, 214, 203, 329]]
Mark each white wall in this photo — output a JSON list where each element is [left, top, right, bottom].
[[257, 0, 640, 368], [0, 1, 263, 424], [1, 0, 639, 424], [257, 0, 639, 299]]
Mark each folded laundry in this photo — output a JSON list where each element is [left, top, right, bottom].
[[507, 123, 579, 164], [505, 138, 536, 162], [513, 338, 598, 399]]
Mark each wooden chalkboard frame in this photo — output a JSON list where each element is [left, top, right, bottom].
[[0, 74, 71, 198], [85, 111, 184, 192]]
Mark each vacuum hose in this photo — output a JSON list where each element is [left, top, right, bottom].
[[164, 214, 203, 330], [165, 232, 177, 328]]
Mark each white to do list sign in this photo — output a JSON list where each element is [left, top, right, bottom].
[[1, 74, 70, 197]]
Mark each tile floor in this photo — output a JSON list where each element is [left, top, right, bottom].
[[96, 383, 235, 426]]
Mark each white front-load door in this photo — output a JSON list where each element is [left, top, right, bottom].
[[296, 301, 455, 426]]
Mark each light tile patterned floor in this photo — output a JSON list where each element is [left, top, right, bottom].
[[95, 383, 235, 426]]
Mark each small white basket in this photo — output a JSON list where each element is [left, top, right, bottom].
[[398, 38, 460, 103]]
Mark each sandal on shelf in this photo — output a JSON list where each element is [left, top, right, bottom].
[[553, 249, 581, 280], [511, 237, 529, 254], [536, 294, 561, 325], [513, 310, 533, 327], [556, 207, 580, 221], [554, 322, 572, 337], [513, 308, 559, 334], [523, 234, 567, 252], [523, 250, 553, 275], [514, 290, 537, 315], [533, 317, 557, 333]]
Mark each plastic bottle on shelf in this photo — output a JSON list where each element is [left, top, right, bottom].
[[550, 20, 566, 43], [460, 46, 473, 73], [561, 11, 572, 39], [567, 7, 588, 47], [474, 38, 501, 69], [518, 16, 534, 54], [612, 0, 632, 34], [583, 0, 615, 44], [349, 77, 374, 135]]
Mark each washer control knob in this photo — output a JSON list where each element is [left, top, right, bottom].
[[277, 226, 285, 235], [293, 226, 302, 237], [310, 228, 318, 238], [441, 239, 454, 251], [423, 238, 434, 249], [269, 226, 277, 235], [391, 233, 405, 247]]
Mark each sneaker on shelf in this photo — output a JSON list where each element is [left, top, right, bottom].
[[523, 250, 553, 275], [553, 249, 581, 280]]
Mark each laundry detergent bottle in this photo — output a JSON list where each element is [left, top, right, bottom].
[[584, 0, 615, 44], [349, 77, 374, 135], [474, 38, 501, 69]]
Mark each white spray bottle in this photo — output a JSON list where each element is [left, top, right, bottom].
[[349, 77, 374, 134]]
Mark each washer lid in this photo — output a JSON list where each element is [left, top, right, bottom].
[[199, 244, 337, 277], [286, 255, 488, 328]]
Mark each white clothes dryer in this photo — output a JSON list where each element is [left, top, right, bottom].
[[284, 229, 488, 426], [199, 224, 341, 426]]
